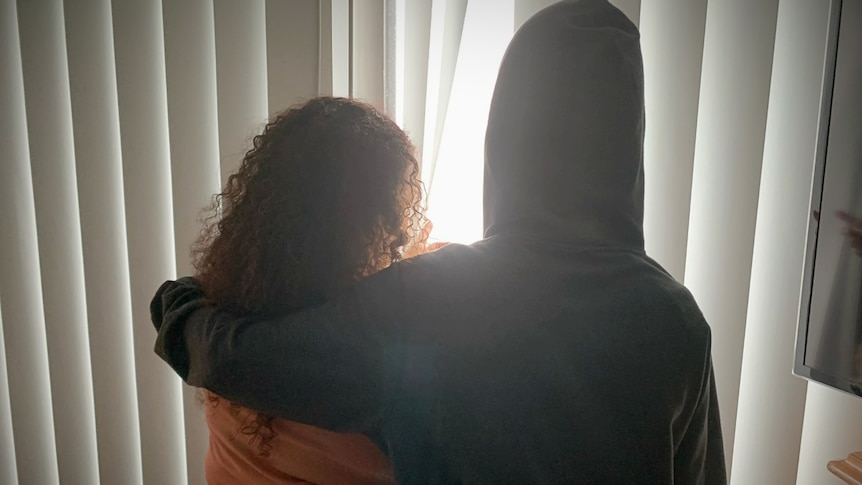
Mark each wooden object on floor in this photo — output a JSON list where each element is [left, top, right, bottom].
[[829, 452, 862, 484]]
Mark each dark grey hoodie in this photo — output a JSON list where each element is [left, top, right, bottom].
[[152, 1, 726, 482]]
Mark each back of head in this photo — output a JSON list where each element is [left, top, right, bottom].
[[195, 97, 425, 316], [483, 0, 645, 249]]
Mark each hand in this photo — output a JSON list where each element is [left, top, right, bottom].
[[150, 277, 205, 332], [835, 210, 862, 256], [424, 241, 451, 252], [401, 221, 450, 259], [150, 277, 209, 380]]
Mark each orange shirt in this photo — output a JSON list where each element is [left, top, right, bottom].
[[204, 392, 395, 485]]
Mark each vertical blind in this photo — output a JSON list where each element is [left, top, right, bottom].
[[1, 0, 861, 484], [1, 0, 381, 483]]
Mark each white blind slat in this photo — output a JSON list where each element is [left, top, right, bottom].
[[0, 306, 19, 485], [162, 0, 222, 482], [67, 0, 143, 482], [385, 0, 397, 118], [319, 0, 350, 97], [684, 0, 780, 472], [266, 0, 320, 114], [18, 0, 100, 482], [112, 0, 188, 483], [398, 0, 432, 158], [0, 0, 59, 482], [320, 0, 333, 95], [639, 0, 707, 281], [351, 0, 386, 110], [214, 0, 269, 184]]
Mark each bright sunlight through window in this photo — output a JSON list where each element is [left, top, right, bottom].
[[395, 0, 515, 245]]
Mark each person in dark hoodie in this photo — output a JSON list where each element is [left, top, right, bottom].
[[150, 1, 727, 483]]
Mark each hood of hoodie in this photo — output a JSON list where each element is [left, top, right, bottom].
[[483, 0, 645, 249]]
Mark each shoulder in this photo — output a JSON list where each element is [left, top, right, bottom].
[[375, 243, 480, 295], [650, 274, 711, 339], [625, 254, 712, 335], [601, 254, 713, 359], [397, 242, 481, 272]]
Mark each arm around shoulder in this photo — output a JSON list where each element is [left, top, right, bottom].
[[150, 269, 410, 434]]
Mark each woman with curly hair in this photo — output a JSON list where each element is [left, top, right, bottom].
[[193, 97, 428, 484]]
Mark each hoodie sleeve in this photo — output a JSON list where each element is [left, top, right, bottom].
[[673, 346, 728, 485], [704, 367, 728, 485], [150, 273, 408, 434]]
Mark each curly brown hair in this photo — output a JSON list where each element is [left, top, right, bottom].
[[193, 97, 426, 455]]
